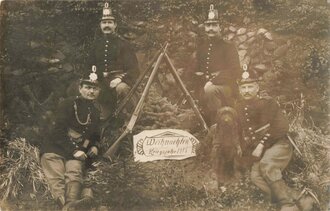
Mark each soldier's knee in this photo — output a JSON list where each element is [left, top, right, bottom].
[[116, 82, 130, 96], [259, 161, 282, 183], [204, 84, 217, 96]]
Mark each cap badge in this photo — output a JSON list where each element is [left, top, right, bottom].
[[242, 64, 249, 79], [89, 65, 98, 82]]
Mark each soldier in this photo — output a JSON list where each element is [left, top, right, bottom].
[[40, 66, 102, 210], [88, 2, 139, 120], [235, 66, 318, 211], [187, 4, 241, 125]]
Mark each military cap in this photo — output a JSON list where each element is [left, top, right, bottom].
[[101, 2, 115, 21], [205, 4, 219, 24], [237, 64, 259, 85], [80, 65, 103, 86]]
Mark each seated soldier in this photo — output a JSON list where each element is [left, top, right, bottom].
[[235, 65, 318, 211], [40, 67, 102, 210], [186, 4, 240, 125]]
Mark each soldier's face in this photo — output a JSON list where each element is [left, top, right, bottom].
[[79, 84, 101, 100], [239, 82, 259, 100], [204, 23, 220, 37], [100, 19, 117, 34]]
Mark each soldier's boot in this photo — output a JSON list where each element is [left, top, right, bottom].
[[71, 187, 95, 210], [62, 181, 82, 211], [270, 180, 297, 211], [271, 180, 320, 211], [292, 188, 320, 211]]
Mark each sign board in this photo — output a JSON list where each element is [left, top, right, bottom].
[[133, 129, 200, 162]]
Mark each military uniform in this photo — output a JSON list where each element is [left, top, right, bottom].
[[88, 34, 139, 86], [41, 90, 101, 207], [190, 37, 240, 124]]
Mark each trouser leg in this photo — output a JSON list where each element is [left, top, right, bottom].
[[116, 82, 138, 113], [251, 162, 272, 198], [203, 84, 232, 124], [62, 160, 84, 210], [40, 153, 66, 206], [259, 139, 294, 207]]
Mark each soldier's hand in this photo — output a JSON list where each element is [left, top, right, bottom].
[[204, 81, 213, 91], [87, 146, 98, 158], [110, 78, 122, 88], [73, 150, 87, 161], [252, 143, 264, 158], [236, 145, 242, 157]]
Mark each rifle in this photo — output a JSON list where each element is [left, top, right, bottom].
[[103, 43, 169, 161]]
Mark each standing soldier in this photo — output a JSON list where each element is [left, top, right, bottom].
[[187, 4, 241, 125], [88, 2, 139, 120], [40, 66, 102, 210], [235, 66, 318, 211]]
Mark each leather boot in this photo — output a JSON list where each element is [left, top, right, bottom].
[[293, 188, 320, 211], [62, 181, 82, 211], [63, 187, 94, 211], [270, 180, 296, 210]]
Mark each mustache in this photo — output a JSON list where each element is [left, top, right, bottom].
[[102, 27, 112, 30]]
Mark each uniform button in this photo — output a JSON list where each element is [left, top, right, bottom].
[[105, 45, 108, 47], [209, 43, 213, 46], [246, 119, 250, 122], [105, 49, 108, 52], [105, 54, 107, 57], [207, 57, 209, 60], [244, 137, 249, 141], [244, 107, 248, 110], [208, 48, 211, 50], [249, 127, 252, 130], [105, 64, 108, 66], [106, 40, 109, 43], [206, 66, 209, 69], [104, 60, 107, 62], [252, 137, 256, 140], [266, 133, 270, 137], [263, 137, 268, 140]]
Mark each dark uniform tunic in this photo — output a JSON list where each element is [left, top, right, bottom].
[[235, 97, 289, 153], [88, 34, 139, 86], [41, 97, 101, 159], [190, 37, 241, 96]]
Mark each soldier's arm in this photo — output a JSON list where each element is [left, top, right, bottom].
[[259, 99, 289, 148]]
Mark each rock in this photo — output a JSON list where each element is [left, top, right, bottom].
[[52, 50, 65, 61], [243, 17, 251, 24], [226, 33, 235, 41], [264, 41, 277, 50], [247, 31, 256, 37], [254, 64, 267, 71], [62, 63, 73, 72], [29, 41, 41, 49], [257, 28, 267, 35], [274, 44, 289, 57], [237, 35, 248, 43], [246, 36, 256, 44], [264, 32, 273, 40], [48, 67, 60, 73], [237, 28, 247, 35], [264, 49, 272, 56], [238, 50, 247, 62], [238, 43, 248, 50], [229, 26, 237, 32]]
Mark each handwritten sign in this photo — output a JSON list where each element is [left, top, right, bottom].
[[133, 129, 199, 162]]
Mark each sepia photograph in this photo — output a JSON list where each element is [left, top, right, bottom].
[[0, 0, 329, 210]]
